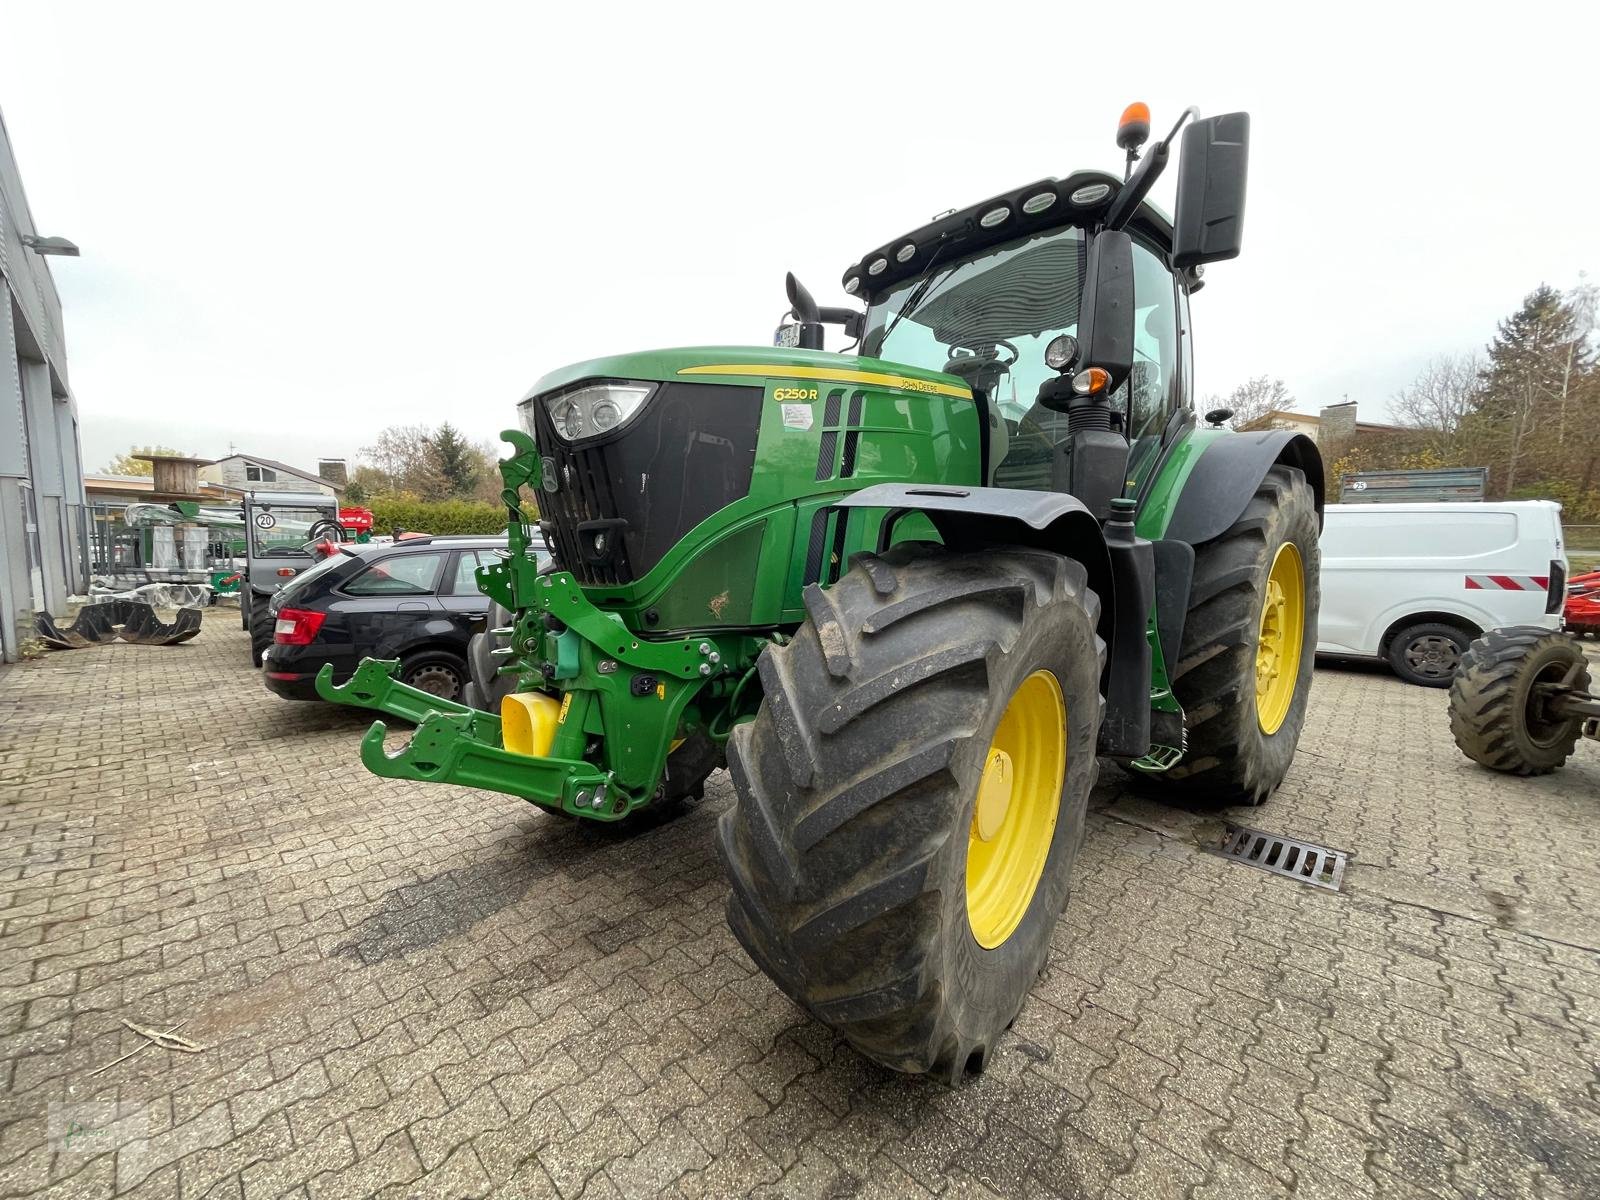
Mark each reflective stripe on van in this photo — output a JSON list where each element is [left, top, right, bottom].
[[1464, 574, 1550, 591]]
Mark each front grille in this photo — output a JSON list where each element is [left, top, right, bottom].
[[527, 380, 761, 587], [530, 400, 632, 586]]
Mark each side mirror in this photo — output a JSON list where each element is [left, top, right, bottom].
[[1076, 229, 1134, 388], [1172, 112, 1249, 268]]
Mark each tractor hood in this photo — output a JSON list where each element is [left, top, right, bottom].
[[525, 346, 972, 402], [518, 345, 979, 593]]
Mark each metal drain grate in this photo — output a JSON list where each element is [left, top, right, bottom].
[[1213, 825, 1349, 891]]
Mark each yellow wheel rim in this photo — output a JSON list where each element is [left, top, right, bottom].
[[1255, 541, 1306, 735], [965, 670, 1067, 950]]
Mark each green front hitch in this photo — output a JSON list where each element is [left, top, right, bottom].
[[314, 660, 622, 818], [315, 658, 495, 731]]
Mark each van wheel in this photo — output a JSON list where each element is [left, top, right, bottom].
[[400, 651, 469, 702], [1387, 621, 1471, 687]]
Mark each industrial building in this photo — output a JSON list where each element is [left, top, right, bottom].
[[0, 107, 87, 662]]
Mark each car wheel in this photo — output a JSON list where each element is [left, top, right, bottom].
[[400, 651, 469, 702], [1387, 622, 1472, 687]]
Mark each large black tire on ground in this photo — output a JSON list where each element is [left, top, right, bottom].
[[463, 600, 516, 713], [1449, 626, 1590, 775], [1142, 464, 1320, 806], [719, 545, 1103, 1082], [249, 596, 275, 668]]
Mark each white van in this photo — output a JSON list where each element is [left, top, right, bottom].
[[1316, 501, 1567, 686]]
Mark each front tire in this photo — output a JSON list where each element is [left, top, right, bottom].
[[719, 545, 1103, 1082], [1449, 626, 1589, 775], [1141, 464, 1320, 806]]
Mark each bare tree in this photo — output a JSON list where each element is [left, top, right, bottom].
[[1205, 376, 1296, 431], [1391, 354, 1482, 445], [1556, 275, 1598, 444], [359, 425, 445, 495]]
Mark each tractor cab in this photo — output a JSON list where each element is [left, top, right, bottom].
[[788, 108, 1249, 522]]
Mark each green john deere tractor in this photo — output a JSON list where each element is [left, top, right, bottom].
[[318, 104, 1323, 1082]]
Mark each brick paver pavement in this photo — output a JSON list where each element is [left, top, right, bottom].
[[1, 623, 1597, 1198]]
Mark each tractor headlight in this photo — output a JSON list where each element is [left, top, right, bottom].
[[543, 383, 655, 442]]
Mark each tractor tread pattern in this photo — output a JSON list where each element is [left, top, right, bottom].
[[719, 543, 1103, 1082], [1447, 625, 1589, 775], [250, 601, 276, 667]]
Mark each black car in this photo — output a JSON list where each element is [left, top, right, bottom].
[[261, 534, 542, 703]]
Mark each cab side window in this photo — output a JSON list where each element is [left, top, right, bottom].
[[1121, 241, 1181, 491], [1127, 241, 1179, 440]]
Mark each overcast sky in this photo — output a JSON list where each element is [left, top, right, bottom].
[[5, 2, 1598, 474]]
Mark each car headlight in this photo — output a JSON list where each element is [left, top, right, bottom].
[[544, 383, 655, 442]]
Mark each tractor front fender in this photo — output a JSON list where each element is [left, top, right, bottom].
[[836, 483, 1154, 757], [1162, 430, 1325, 546], [838, 483, 1112, 614]]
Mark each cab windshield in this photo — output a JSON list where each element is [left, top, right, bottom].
[[860, 225, 1086, 424], [860, 222, 1182, 495], [249, 505, 334, 557]]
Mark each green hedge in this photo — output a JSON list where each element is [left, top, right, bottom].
[[366, 495, 523, 536]]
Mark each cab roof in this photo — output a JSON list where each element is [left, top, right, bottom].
[[842, 169, 1174, 304]]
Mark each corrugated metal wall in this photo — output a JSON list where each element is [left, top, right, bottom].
[[0, 107, 85, 661]]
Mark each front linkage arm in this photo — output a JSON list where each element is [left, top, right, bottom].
[[315, 657, 632, 817], [318, 432, 749, 819]]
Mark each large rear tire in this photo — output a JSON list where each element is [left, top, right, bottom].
[[719, 545, 1103, 1082], [1449, 626, 1589, 775], [1141, 464, 1320, 806]]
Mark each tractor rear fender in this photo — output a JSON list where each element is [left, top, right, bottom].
[[836, 483, 1151, 757], [1142, 431, 1324, 714], [1162, 431, 1325, 546]]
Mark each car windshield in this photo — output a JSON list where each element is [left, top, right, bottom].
[[249, 506, 334, 557], [860, 225, 1086, 423]]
